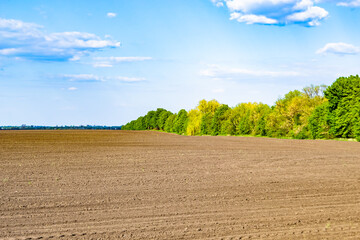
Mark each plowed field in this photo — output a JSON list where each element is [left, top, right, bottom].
[[1, 130, 360, 239]]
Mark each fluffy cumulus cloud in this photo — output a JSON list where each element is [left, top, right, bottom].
[[200, 64, 301, 79], [92, 56, 152, 68], [62, 74, 145, 82], [316, 42, 360, 55], [211, 0, 329, 26], [0, 18, 120, 61]]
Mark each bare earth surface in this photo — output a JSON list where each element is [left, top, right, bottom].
[[1, 130, 360, 239]]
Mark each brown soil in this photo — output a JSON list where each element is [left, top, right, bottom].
[[1, 130, 360, 239]]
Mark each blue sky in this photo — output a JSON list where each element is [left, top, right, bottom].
[[1, 0, 359, 125]]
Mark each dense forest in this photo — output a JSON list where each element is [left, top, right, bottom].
[[122, 75, 360, 141]]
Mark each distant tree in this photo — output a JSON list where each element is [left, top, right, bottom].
[[221, 106, 243, 135], [303, 84, 327, 98], [143, 111, 156, 130], [219, 109, 236, 135], [308, 101, 332, 139], [254, 114, 267, 136], [197, 99, 220, 114], [195, 99, 220, 135], [325, 75, 360, 139], [186, 109, 201, 136], [148, 108, 166, 130], [230, 103, 255, 135], [121, 78, 360, 142], [200, 112, 213, 135], [173, 109, 188, 134], [164, 114, 176, 132], [239, 110, 252, 135], [253, 103, 271, 136], [265, 87, 326, 138], [211, 104, 231, 136], [355, 116, 360, 142], [121, 121, 132, 130], [157, 110, 173, 130], [136, 116, 146, 130]]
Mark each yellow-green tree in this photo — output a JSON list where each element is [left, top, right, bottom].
[[186, 109, 202, 136], [266, 87, 326, 138], [226, 102, 271, 136], [197, 99, 220, 114], [186, 99, 220, 135]]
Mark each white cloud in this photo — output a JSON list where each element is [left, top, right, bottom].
[[200, 64, 301, 78], [62, 74, 146, 82], [211, 0, 224, 7], [0, 18, 120, 61], [112, 76, 146, 82], [225, 0, 294, 12], [63, 74, 104, 82], [287, 6, 328, 26], [337, 0, 360, 7], [0, 18, 43, 38], [92, 56, 152, 68], [230, 13, 278, 24], [316, 42, 360, 55], [69, 55, 81, 61], [0, 48, 19, 55], [294, 0, 314, 10], [107, 12, 117, 18], [94, 56, 152, 62], [212, 0, 329, 26], [68, 87, 77, 91], [92, 62, 113, 68]]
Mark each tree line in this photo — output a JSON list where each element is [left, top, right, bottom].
[[1, 125, 122, 130], [122, 75, 360, 141]]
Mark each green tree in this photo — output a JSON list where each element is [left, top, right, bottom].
[[228, 102, 270, 136], [325, 75, 360, 138], [122, 80, 360, 142], [228, 103, 251, 135], [211, 104, 231, 136], [157, 110, 173, 130], [149, 108, 166, 130], [265, 87, 326, 138], [173, 109, 188, 134], [164, 114, 176, 132], [355, 117, 360, 142], [200, 113, 213, 135], [143, 110, 156, 130], [219, 108, 235, 135], [308, 101, 331, 139], [253, 103, 271, 136], [239, 110, 251, 135], [195, 99, 220, 135]]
